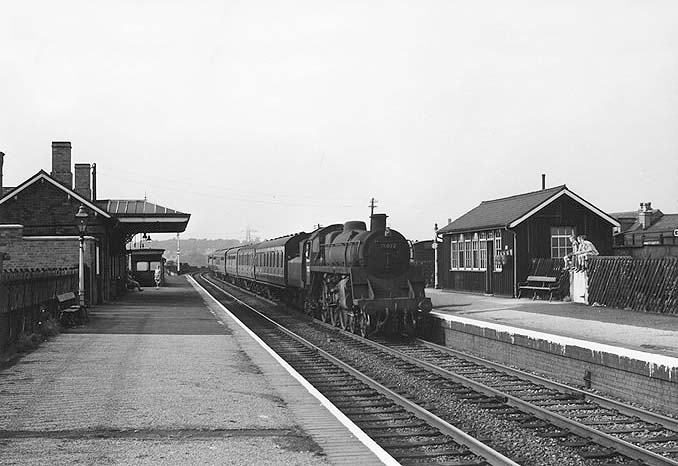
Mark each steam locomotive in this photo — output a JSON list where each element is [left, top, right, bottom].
[[207, 214, 432, 337]]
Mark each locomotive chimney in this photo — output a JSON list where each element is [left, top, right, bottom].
[[370, 213, 388, 232]]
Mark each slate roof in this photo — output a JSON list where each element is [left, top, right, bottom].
[[437, 185, 567, 234], [622, 213, 678, 235], [437, 185, 619, 235], [97, 199, 187, 216]]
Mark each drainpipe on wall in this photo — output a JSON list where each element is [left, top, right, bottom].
[[513, 231, 518, 298], [433, 223, 439, 289]]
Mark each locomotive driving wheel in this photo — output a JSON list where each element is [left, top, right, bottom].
[[357, 311, 371, 338]]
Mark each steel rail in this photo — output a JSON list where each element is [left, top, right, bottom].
[[204, 272, 678, 465], [198, 273, 519, 466], [416, 338, 678, 433], [332, 329, 678, 466]]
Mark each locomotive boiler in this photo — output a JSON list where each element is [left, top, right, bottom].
[[208, 213, 432, 338], [289, 213, 432, 337]]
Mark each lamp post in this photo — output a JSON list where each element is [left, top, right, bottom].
[[76, 205, 88, 308], [433, 223, 439, 289]]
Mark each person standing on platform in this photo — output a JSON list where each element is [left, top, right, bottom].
[[154, 265, 162, 290]]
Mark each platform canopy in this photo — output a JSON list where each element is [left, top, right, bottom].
[[98, 199, 190, 238]]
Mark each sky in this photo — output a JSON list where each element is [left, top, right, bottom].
[[1, 0, 677, 242]]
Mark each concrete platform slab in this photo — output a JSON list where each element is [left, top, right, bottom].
[[426, 288, 678, 416], [0, 277, 393, 465]]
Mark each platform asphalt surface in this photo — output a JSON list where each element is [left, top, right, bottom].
[[0, 277, 336, 466], [426, 288, 678, 360]]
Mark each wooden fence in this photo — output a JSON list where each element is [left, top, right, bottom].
[[587, 256, 678, 314], [0, 267, 78, 350]]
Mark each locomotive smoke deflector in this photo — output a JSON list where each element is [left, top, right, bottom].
[[370, 213, 387, 231]]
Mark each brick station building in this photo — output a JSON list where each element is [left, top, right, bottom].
[[0, 142, 190, 304]]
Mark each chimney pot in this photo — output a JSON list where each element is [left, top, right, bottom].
[[51, 141, 73, 188], [541, 173, 546, 190], [638, 201, 655, 229]]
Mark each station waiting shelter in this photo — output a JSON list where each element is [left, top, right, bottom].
[[128, 248, 166, 287]]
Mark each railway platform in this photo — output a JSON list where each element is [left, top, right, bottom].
[[426, 288, 678, 416], [0, 276, 394, 466]]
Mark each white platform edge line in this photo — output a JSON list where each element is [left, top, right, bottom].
[[432, 311, 678, 370], [187, 276, 400, 466]]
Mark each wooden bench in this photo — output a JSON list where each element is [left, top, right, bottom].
[[517, 275, 560, 301], [57, 292, 86, 327]]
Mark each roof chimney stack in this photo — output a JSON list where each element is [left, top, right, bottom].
[[74, 163, 91, 199], [541, 173, 546, 190], [51, 141, 72, 188], [638, 201, 654, 229]]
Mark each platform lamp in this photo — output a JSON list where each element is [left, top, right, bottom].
[[75, 205, 89, 308]]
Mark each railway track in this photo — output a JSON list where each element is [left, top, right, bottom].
[[197, 273, 515, 466], [197, 273, 678, 466]]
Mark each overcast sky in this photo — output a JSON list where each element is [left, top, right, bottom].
[[2, 1, 677, 242]]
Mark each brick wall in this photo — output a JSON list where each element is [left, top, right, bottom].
[[436, 318, 678, 417], [0, 224, 99, 303], [4, 237, 79, 269]]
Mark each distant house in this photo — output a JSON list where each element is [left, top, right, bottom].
[[612, 202, 678, 258], [436, 185, 620, 297]]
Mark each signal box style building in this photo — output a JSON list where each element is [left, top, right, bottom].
[[436, 185, 620, 297], [0, 143, 190, 304]]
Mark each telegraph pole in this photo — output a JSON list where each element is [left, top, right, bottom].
[[176, 233, 181, 275], [368, 197, 378, 217]]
